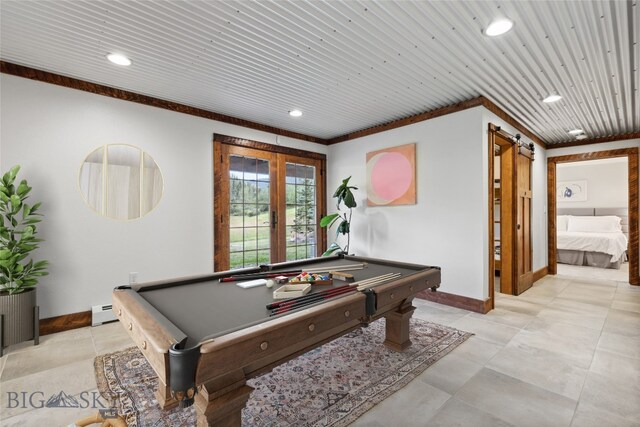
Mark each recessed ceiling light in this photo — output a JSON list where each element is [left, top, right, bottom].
[[289, 110, 302, 117], [543, 94, 562, 103], [575, 134, 588, 140], [484, 19, 514, 37], [568, 129, 584, 135], [106, 53, 132, 66]]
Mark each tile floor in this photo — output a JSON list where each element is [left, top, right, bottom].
[[1, 268, 639, 427]]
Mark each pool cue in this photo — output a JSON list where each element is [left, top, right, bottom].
[[268, 273, 400, 312], [270, 287, 356, 314], [220, 271, 300, 282], [266, 285, 352, 309], [356, 273, 402, 290], [357, 273, 402, 291], [220, 263, 366, 282], [266, 272, 394, 310], [269, 273, 405, 316], [302, 263, 366, 273], [271, 272, 397, 309], [350, 273, 399, 288], [270, 288, 357, 316]]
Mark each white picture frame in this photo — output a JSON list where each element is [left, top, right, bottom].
[[557, 180, 587, 202]]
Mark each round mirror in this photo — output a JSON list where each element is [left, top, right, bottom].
[[79, 144, 163, 220]]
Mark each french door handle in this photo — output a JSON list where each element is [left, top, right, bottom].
[[271, 211, 278, 229]]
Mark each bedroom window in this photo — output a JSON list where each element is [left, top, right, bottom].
[[213, 135, 326, 271]]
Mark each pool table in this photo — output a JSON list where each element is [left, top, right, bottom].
[[112, 254, 440, 426]]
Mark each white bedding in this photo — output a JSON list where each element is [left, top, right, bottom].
[[557, 231, 628, 262]]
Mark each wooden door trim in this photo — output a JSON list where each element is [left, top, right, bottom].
[[547, 148, 639, 285], [213, 143, 278, 271], [213, 141, 225, 271], [213, 134, 326, 160], [488, 124, 519, 308], [488, 125, 496, 311]]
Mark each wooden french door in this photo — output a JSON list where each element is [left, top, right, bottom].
[[214, 136, 326, 271]]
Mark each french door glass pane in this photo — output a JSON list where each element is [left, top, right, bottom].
[[229, 154, 270, 269], [285, 162, 317, 261]]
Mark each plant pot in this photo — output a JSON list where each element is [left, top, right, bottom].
[[0, 288, 39, 353]]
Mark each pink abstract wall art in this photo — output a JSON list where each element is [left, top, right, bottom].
[[366, 143, 416, 206]]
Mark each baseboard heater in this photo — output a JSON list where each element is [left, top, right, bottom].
[[91, 304, 117, 326]]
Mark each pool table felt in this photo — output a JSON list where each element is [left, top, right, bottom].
[[137, 258, 424, 345]]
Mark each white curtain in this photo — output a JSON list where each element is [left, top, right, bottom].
[[106, 164, 140, 220], [79, 161, 103, 213]]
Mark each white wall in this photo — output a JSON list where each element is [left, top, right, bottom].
[[557, 159, 628, 209], [326, 106, 550, 302], [327, 107, 487, 300], [0, 74, 327, 317]]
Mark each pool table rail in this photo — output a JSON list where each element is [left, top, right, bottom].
[[112, 287, 188, 409], [196, 290, 366, 382], [372, 267, 441, 315]]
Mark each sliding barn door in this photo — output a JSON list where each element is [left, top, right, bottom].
[[499, 141, 517, 295], [516, 152, 533, 294], [491, 125, 534, 296]]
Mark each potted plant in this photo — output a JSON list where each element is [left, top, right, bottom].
[[0, 165, 48, 355], [320, 176, 358, 256]]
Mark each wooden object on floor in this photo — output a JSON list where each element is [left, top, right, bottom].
[[73, 411, 127, 427], [156, 381, 179, 410], [383, 300, 416, 351], [194, 370, 253, 427]]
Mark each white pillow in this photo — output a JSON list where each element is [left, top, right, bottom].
[[567, 216, 622, 233], [556, 215, 569, 232]]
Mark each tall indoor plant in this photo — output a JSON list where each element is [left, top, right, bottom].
[[320, 176, 358, 255], [0, 165, 48, 352]]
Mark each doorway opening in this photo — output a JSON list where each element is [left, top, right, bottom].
[[548, 148, 639, 286], [213, 134, 327, 271]]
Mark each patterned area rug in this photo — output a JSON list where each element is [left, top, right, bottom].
[[94, 318, 471, 427]]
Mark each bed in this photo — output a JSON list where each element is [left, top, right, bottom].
[[557, 208, 628, 270]]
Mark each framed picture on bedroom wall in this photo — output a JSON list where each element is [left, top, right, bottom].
[[366, 143, 416, 206], [557, 180, 588, 202]]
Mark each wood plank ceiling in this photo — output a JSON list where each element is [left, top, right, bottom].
[[0, 0, 638, 145]]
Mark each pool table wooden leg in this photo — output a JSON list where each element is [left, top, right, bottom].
[[156, 381, 178, 410], [383, 298, 416, 351], [195, 370, 254, 427]]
